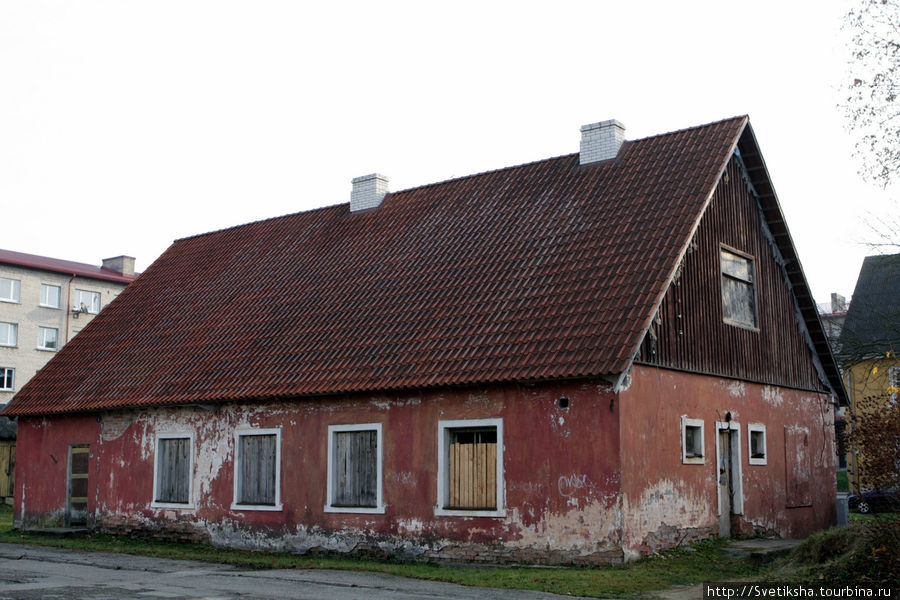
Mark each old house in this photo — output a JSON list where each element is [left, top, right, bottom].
[[2, 116, 846, 563]]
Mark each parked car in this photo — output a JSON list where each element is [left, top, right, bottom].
[[848, 486, 900, 514]]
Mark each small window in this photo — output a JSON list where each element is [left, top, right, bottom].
[[74, 289, 101, 314], [0, 278, 20, 303], [232, 428, 281, 510], [325, 423, 384, 514], [720, 248, 757, 329], [682, 417, 705, 464], [0, 322, 17, 347], [38, 327, 58, 351], [153, 434, 193, 507], [0, 367, 13, 391], [436, 418, 505, 517], [40, 284, 61, 308], [748, 423, 767, 465]]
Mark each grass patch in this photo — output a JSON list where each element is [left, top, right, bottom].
[[0, 504, 763, 598], [766, 516, 900, 588], [0, 502, 11, 530]]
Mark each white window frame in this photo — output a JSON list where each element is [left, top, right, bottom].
[[0, 367, 13, 392], [681, 416, 705, 465], [325, 423, 384, 514], [151, 432, 195, 509], [747, 423, 767, 466], [0, 278, 20, 303], [74, 289, 102, 314], [37, 327, 59, 351], [0, 322, 17, 347], [231, 427, 282, 511], [40, 284, 62, 309], [435, 417, 505, 518]]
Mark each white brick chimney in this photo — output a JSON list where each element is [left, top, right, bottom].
[[579, 119, 626, 165], [350, 173, 389, 212]]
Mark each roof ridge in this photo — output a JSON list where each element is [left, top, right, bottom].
[[628, 115, 748, 144], [177, 117, 749, 246], [390, 152, 578, 196], [175, 202, 346, 244]]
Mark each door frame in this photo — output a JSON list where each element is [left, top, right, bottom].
[[66, 444, 90, 526], [715, 420, 743, 536]]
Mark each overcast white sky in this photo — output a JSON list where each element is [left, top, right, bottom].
[[1, 1, 896, 306]]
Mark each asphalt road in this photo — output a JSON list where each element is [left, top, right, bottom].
[[0, 543, 574, 600]]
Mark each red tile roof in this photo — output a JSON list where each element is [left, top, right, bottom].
[[0, 249, 136, 284], [4, 117, 748, 416]]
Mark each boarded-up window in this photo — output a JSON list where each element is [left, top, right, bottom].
[[332, 430, 377, 507], [721, 248, 757, 328], [237, 433, 277, 505], [785, 426, 812, 507], [155, 437, 190, 504], [448, 428, 497, 510]]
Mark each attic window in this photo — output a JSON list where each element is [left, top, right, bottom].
[[720, 247, 758, 329]]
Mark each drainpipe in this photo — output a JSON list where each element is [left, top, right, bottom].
[[64, 275, 76, 343]]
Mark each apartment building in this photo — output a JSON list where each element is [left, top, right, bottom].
[[0, 249, 137, 405]]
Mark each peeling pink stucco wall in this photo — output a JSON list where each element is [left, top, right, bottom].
[[619, 365, 836, 558]]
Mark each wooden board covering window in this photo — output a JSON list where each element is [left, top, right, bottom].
[[448, 428, 497, 510], [156, 438, 190, 503], [239, 434, 276, 505], [333, 430, 377, 507], [784, 426, 812, 507]]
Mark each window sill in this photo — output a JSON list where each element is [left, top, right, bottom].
[[722, 318, 760, 333], [682, 456, 705, 465], [39, 305, 61, 310], [0, 300, 19, 305], [748, 457, 767, 466], [324, 504, 385, 514], [434, 507, 506, 518], [230, 503, 283, 512], [151, 501, 195, 510], [0, 345, 17, 349], [36, 347, 58, 352]]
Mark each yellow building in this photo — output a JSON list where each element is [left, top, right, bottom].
[[839, 254, 900, 495]]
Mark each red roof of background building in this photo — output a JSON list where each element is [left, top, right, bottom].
[[0, 249, 136, 284], [5, 117, 753, 416]]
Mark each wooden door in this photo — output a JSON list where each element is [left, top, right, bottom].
[[0, 441, 14, 498], [717, 430, 732, 537], [67, 445, 90, 526]]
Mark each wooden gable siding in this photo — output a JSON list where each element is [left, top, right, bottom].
[[636, 156, 825, 392]]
